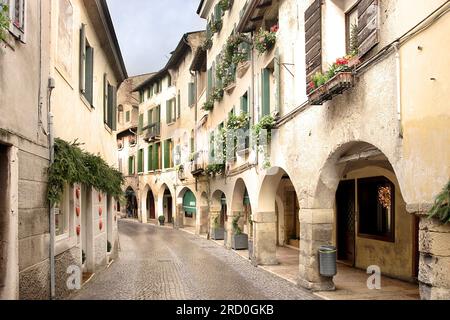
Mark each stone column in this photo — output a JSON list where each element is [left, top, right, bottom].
[[408, 204, 450, 300], [252, 211, 277, 265], [175, 203, 183, 229], [298, 208, 335, 291], [197, 205, 209, 235]]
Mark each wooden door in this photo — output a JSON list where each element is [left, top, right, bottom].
[[336, 180, 356, 265]]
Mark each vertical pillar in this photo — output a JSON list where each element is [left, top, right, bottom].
[[408, 204, 450, 300], [196, 205, 208, 235], [298, 208, 335, 291], [252, 211, 277, 265]]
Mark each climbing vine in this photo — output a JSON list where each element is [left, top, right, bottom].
[[428, 180, 450, 224], [232, 214, 242, 235], [252, 115, 276, 169], [0, 4, 9, 42], [47, 138, 124, 205]]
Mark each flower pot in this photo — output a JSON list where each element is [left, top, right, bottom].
[[99, 220, 103, 231], [211, 227, 225, 240], [231, 233, 248, 250], [76, 207, 80, 217], [75, 188, 80, 199]]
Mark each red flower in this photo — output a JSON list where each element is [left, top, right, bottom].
[[270, 24, 279, 33], [76, 225, 81, 236], [308, 81, 316, 91], [336, 57, 349, 66]]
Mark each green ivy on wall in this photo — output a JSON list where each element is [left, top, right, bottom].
[[47, 138, 124, 205], [429, 180, 450, 224], [0, 4, 9, 42]]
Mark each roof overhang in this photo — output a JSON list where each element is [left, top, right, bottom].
[[236, 0, 273, 33], [83, 0, 128, 82]]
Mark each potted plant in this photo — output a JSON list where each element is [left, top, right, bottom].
[[211, 215, 225, 240], [202, 97, 214, 111], [158, 215, 165, 226], [255, 26, 277, 54], [231, 214, 248, 250]]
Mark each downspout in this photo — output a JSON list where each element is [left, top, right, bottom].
[[47, 78, 56, 300], [250, 31, 258, 166], [394, 42, 403, 138]]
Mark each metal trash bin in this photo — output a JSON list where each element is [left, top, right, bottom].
[[319, 245, 337, 277]]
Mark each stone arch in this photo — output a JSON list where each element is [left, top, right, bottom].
[[157, 184, 174, 224], [125, 186, 138, 219], [176, 186, 197, 230], [141, 184, 156, 223], [231, 178, 253, 239], [210, 190, 228, 243], [298, 140, 415, 292]]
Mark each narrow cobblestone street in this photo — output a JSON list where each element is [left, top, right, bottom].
[[70, 220, 319, 300]]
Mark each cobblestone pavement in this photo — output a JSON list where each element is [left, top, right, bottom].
[[71, 220, 319, 300]]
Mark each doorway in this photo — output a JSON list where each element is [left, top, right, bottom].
[[336, 180, 356, 265], [147, 190, 155, 220], [164, 189, 173, 223]]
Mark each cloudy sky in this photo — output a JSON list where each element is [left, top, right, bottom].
[[107, 0, 205, 76]]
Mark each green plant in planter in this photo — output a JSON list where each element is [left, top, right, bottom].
[[213, 215, 220, 229], [232, 214, 242, 235], [205, 163, 225, 176], [212, 87, 224, 102], [219, 0, 231, 11], [202, 97, 215, 111], [211, 19, 223, 34], [202, 37, 213, 51], [252, 115, 275, 145], [428, 180, 450, 224], [227, 113, 249, 130], [255, 27, 277, 54], [0, 4, 9, 43], [158, 215, 165, 225]]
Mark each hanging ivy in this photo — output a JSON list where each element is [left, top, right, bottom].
[[428, 180, 450, 224], [0, 4, 9, 42], [47, 138, 124, 205]]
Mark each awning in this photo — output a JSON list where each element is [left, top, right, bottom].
[[183, 190, 197, 214]]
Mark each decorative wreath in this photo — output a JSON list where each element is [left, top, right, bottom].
[[378, 186, 392, 209]]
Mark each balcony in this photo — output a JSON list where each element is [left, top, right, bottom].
[[189, 151, 206, 176], [143, 123, 161, 142]]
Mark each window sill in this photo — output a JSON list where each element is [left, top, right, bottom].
[[104, 124, 113, 134], [80, 94, 94, 111], [167, 121, 176, 126]]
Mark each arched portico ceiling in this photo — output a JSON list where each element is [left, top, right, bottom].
[[257, 167, 298, 213], [176, 186, 195, 199], [313, 141, 400, 209], [211, 189, 227, 209]]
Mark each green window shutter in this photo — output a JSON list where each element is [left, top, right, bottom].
[[85, 46, 94, 105], [240, 93, 248, 114], [103, 74, 108, 124], [138, 149, 143, 173], [209, 132, 215, 160], [126, 111, 130, 122], [79, 24, 86, 94], [163, 140, 169, 169], [188, 82, 195, 106], [128, 156, 133, 175], [177, 92, 181, 119], [214, 4, 221, 22], [150, 86, 153, 98], [274, 48, 280, 114], [112, 86, 117, 131], [166, 100, 171, 124], [108, 84, 114, 128], [153, 144, 159, 170], [190, 136, 195, 154], [207, 68, 212, 98], [148, 145, 153, 171], [212, 62, 216, 89], [183, 190, 197, 214], [138, 114, 144, 134], [148, 109, 153, 126], [261, 68, 271, 116]]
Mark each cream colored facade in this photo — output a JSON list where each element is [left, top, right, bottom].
[[1, 0, 126, 299], [132, 0, 450, 300]]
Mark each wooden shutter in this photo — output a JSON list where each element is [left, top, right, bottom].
[[153, 143, 159, 170], [358, 0, 380, 57], [79, 24, 86, 93], [138, 149, 143, 173], [166, 100, 171, 124], [128, 157, 133, 175], [207, 68, 213, 98], [138, 114, 143, 134], [103, 74, 108, 123], [188, 82, 194, 106], [148, 109, 153, 126], [274, 48, 280, 114], [261, 69, 270, 116], [304, 0, 322, 86], [85, 46, 94, 105], [148, 145, 153, 171], [112, 86, 117, 131], [163, 140, 169, 169], [177, 92, 181, 119], [108, 85, 114, 128]]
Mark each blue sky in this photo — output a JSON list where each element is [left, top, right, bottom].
[[107, 0, 205, 76]]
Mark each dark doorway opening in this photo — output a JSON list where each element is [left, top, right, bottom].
[[336, 180, 356, 266]]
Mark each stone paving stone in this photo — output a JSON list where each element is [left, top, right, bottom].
[[70, 220, 319, 300]]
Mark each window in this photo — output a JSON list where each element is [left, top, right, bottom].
[[358, 176, 395, 242], [190, 130, 195, 154], [168, 74, 172, 87], [137, 149, 144, 173], [163, 139, 173, 169], [139, 90, 144, 103], [147, 109, 153, 127], [103, 74, 117, 130], [188, 82, 196, 107], [80, 24, 94, 106], [4, 0, 26, 40], [126, 111, 130, 122], [153, 143, 161, 170], [261, 68, 271, 116], [148, 145, 153, 171], [207, 67, 213, 98], [138, 113, 144, 134], [166, 98, 176, 124], [177, 91, 181, 119], [128, 156, 135, 175], [345, 3, 359, 55], [118, 158, 122, 173], [55, 184, 71, 237]]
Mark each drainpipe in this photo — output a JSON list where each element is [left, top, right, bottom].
[[250, 31, 258, 166], [47, 77, 56, 300], [394, 42, 403, 138]]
